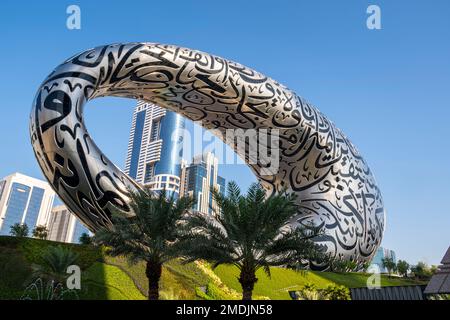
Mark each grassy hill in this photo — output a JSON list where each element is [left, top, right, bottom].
[[0, 236, 424, 300], [214, 265, 425, 300]]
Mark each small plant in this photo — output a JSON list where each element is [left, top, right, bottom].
[[32, 225, 49, 240], [21, 278, 78, 300], [295, 283, 326, 300], [10, 223, 29, 237]]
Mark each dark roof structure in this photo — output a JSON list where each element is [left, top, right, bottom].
[[349, 285, 426, 300], [424, 246, 450, 294]]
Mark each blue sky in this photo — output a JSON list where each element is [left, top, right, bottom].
[[0, 0, 449, 265]]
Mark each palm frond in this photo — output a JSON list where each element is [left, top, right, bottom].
[[178, 181, 323, 274], [93, 187, 194, 265]]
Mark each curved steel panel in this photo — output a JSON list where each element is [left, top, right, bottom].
[[30, 43, 385, 267]]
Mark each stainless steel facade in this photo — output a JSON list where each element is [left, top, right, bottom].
[[30, 43, 385, 267]]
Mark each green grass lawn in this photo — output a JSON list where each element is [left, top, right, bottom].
[[0, 236, 426, 300], [103, 256, 210, 300], [318, 272, 426, 288], [79, 261, 425, 300], [213, 265, 426, 300], [213, 265, 335, 300], [82, 262, 146, 300]]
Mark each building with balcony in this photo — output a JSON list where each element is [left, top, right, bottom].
[[124, 101, 185, 196]]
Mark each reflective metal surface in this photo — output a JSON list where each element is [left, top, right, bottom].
[[30, 43, 385, 267]]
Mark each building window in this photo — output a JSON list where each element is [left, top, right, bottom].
[[0, 183, 30, 235], [129, 109, 146, 179], [23, 187, 45, 228], [0, 180, 5, 200], [150, 119, 160, 142], [144, 163, 155, 184]]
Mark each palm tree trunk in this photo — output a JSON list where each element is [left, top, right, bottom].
[[145, 261, 162, 300], [238, 268, 258, 300]]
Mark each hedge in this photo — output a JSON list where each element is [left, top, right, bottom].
[[0, 236, 103, 270], [0, 236, 22, 248], [0, 247, 31, 299]]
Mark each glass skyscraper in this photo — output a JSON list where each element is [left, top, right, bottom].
[[370, 246, 397, 273], [125, 101, 185, 196], [0, 173, 55, 235], [180, 152, 226, 215]]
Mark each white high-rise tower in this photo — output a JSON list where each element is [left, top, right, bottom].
[[125, 101, 185, 195]]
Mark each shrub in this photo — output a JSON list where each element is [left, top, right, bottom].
[[322, 284, 350, 300], [0, 248, 31, 299], [0, 235, 22, 248], [18, 238, 102, 270], [295, 283, 350, 300], [295, 283, 326, 300]]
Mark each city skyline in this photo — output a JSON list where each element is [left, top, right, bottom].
[[124, 100, 227, 215], [0, 0, 449, 265]]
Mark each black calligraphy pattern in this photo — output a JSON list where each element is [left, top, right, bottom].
[[30, 43, 384, 269]]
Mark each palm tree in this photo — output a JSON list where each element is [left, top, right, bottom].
[[93, 187, 194, 300], [32, 245, 79, 284], [381, 257, 396, 278], [177, 182, 322, 300]]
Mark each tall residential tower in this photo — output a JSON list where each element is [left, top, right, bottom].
[[125, 101, 185, 195], [181, 152, 226, 215]]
